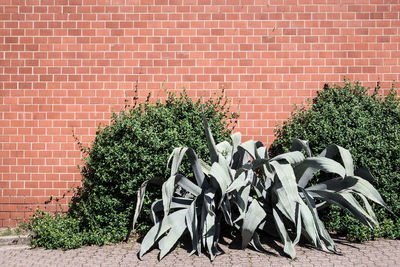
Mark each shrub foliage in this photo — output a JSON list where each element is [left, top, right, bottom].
[[270, 81, 400, 241], [28, 90, 235, 248]]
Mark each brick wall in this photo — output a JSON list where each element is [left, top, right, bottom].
[[1, 0, 400, 227]]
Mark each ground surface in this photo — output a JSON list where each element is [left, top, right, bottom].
[[1, 237, 399, 266]]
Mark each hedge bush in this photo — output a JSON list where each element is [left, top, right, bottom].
[[28, 90, 236, 248], [270, 81, 400, 241]]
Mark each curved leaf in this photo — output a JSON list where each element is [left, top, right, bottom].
[[319, 144, 354, 176], [241, 200, 266, 249], [257, 146, 269, 160], [300, 188, 336, 252], [186, 148, 207, 188], [139, 209, 187, 259], [271, 151, 305, 166], [159, 212, 187, 259], [307, 190, 377, 228], [203, 116, 219, 164], [239, 140, 264, 159], [291, 139, 312, 157], [216, 140, 233, 162], [177, 176, 202, 197], [132, 180, 149, 231], [306, 175, 387, 209], [272, 208, 296, 259], [168, 147, 207, 188], [162, 174, 188, 216], [186, 198, 201, 255], [199, 158, 211, 176], [270, 161, 300, 222], [210, 162, 232, 207], [201, 189, 217, 260], [150, 197, 192, 224], [168, 147, 189, 176], [354, 166, 374, 183], [249, 232, 273, 254], [232, 183, 251, 223], [296, 157, 346, 188]]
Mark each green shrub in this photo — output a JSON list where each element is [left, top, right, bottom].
[[29, 209, 84, 249], [27, 90, 236, 249], [270, 81, 400, 241]]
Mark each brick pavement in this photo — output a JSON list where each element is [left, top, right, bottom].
[[1, 238, 399, 267]]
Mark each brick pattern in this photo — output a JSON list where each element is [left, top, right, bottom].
[[2, 238, 400, 266], [1, 0, 400, 226]]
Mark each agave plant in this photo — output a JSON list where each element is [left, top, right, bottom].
[[134, 117, 389, 260], [238, 138, 390, 258], [137, 119, 257, 260]]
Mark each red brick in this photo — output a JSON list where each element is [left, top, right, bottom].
[[1, 0, 400, 227]]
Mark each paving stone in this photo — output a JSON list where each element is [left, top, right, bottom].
[[0, 239, 400, 266]]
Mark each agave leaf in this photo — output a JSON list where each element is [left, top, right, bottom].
[[250, 232, 272, 254], [271, 161, 299, 199], [249, 177, 264, 198], [204, 188, 216, 215], [216, 140, 232, 153], [300, 188, 336, 252], [201, 189, 217, 260], [199, 158, 211, 176], [291, 139, 312, 157], [168, 146, 207, 188], [162, 174, 194, 216], [273, 208, 296, 259], [159, 211, 187, 259], [293, 202, 302, 246], [271, 182, 296, 223], [232, 183, 251, 223], [177, 176, 202, 197], [132, 180, 149, 231], [162, 174, 180, 217], [271, 151, 306, 166], [251, 158, 271, 169], [168, 147, 189, 176], [186, 198, 201, 255], [315, 201, 329, 210], [202, 116, 219, 164], [186, 148, 208, 188], [241, 200, 266, 249], [210, 162, 232, 207], [340, 193, 378, 227], [232, 147, 251, 169], [216, 140, 233, 162], [296, 157, 346, 188], [139, 209, 187, 259], [226, 171, 247, 193], [150, 197, 193, 224], [257, 146, 269, 160], [221, 197, 233, 225], [250, 158, 273, 183], [239, 140, 257, 159], [171, 197, 194, 209], [357, 193, 378, 223], [307, 190, 377, 227], [298, 199, 318, 247], [306, 176, 388, 210], [151, 199, 163, 224], [354, 166, 374, 183], [319, 144, 354, 176], [213, 213, 223, 256], [270, 161, 300, 222], [239, 140, 264, 159], [231, 132, 241, 155]]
